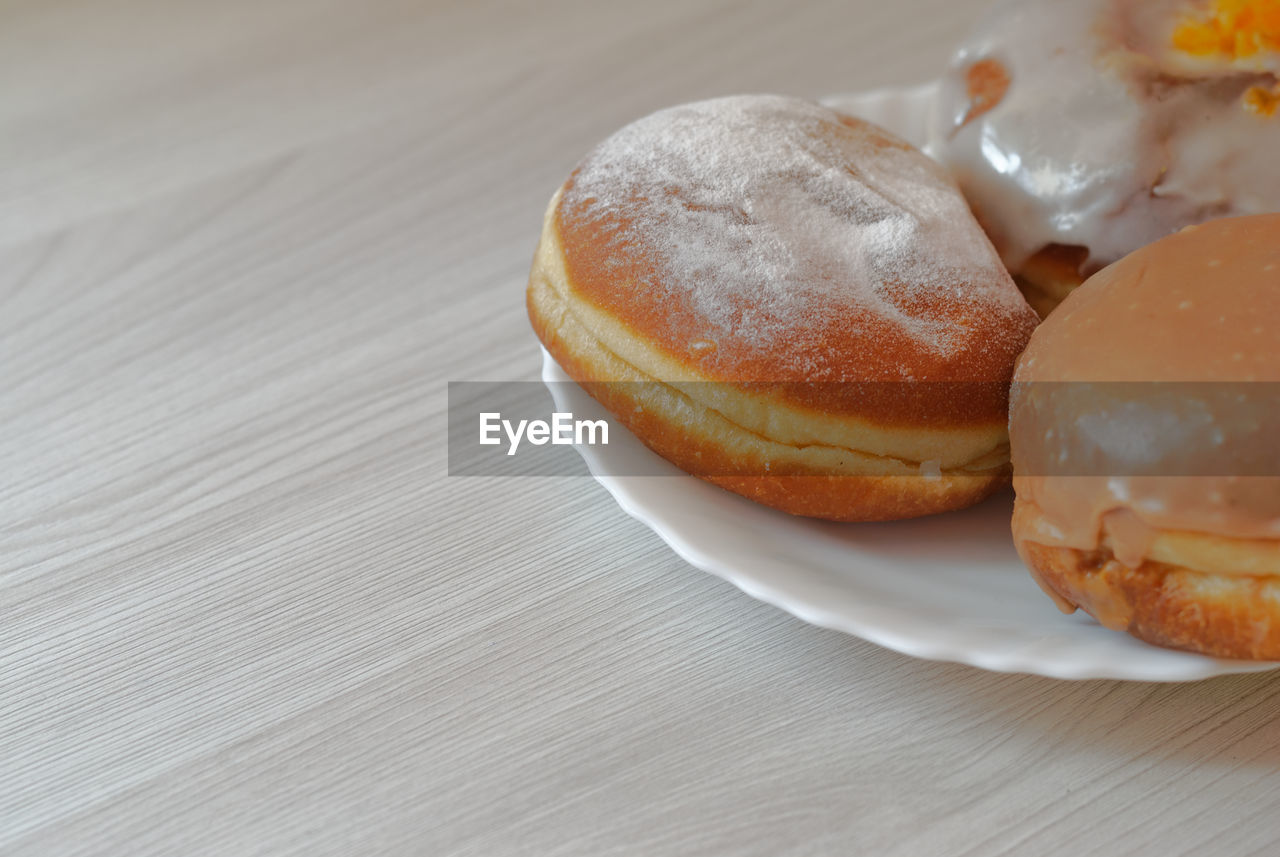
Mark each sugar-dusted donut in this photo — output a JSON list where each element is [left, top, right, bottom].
[[527, 95, 1039, 520]]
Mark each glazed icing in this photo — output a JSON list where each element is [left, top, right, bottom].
[[928, 0, 1280, 274], [1010, 215, 1280, 567]]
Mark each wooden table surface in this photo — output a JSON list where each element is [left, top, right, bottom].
[[4, 0, 1279, 853]]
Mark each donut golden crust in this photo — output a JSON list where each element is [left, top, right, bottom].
[[528, 95, 1039, 520], [1009, 214, 1280, 657], [530, 229, 1007, 521], [1015, 529, 1280, 661], [1013, 244, 1089, 319]]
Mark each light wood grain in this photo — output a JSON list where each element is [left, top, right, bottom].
[[3, 0, 1279, 854]]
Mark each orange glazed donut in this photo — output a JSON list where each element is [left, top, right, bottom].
[[528, 95, 1040, 521], [1011, 215, 1280, 658]]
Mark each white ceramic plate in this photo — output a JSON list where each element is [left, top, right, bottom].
[[539, 84, 1280, 682]]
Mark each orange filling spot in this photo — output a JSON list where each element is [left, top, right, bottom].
[[960, 58, 1011, 129], [1244, 81, 1280, 113], [1173, 0, 1280, 59]]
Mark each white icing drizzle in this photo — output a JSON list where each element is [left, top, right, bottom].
[[927, 0, 1280, 273]]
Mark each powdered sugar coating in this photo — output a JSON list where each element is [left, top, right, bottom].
[[557, 95, 1038, 385]]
